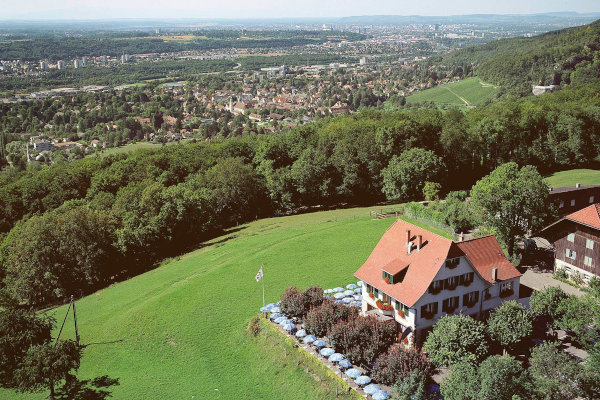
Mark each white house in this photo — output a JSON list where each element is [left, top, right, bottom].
[[354, 220, 521, 345]]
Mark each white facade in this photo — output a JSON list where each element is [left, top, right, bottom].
[[361, 255, 520, 345]]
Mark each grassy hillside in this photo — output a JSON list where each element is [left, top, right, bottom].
[[406, 77, 500, 107], [428, 19, 600, 96], [1, 205, 403, 400], [544, 169, 600, 188]]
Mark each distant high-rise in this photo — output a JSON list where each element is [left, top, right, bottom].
[[121, 54, 130, 64], [74, 59, 82, 69], [81, 56, 88, 66], [57, 60, 65, 70], [39, 61, 48, 71]]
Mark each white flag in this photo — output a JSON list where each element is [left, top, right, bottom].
[[255, 266, 263, 282]]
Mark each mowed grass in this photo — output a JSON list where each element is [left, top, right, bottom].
[[1, 206, 401, 400], [544, 169, 600, 188], [406, 77, 500, 107]]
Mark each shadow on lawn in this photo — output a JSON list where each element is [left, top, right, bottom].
[[55, 375, 119, 400]]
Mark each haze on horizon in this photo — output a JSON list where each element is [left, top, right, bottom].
[[1, 0, 599, 21]]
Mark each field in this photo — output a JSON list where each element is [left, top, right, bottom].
[[1, 205, 404, 400], [544, 169, 600, 188], [91, 141, 190, 158], [406, 77, 500, 107]]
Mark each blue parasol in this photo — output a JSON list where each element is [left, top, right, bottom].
[[333, 292, 345, 299], [354, 288, 362, 294], [283, 323, 296, 331], [372, 390, 388, 400], [295, 329, 306, 338], [364, 384, 381, 395], [270, 313, 282, 320], [303, 335, 317, 343], [333, 287, 344, 292], [320, 347, 335, 357], [338, 359, 352, 369], [270, 306, 281, 313], [343, 289, 355, 296], [355, 375, 371, 386], [357, 281, 363, 286], [345, 368, 362, 379], [313, 339, 327, 348], [346, 283, 358, 289], [329, 353, 345, 362]]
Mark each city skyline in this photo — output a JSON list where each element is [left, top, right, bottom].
[[1, 0, 599, 20]]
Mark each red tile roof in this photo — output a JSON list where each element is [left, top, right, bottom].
[[354, 220, 453, 307], [455, 236, 521, 284], [566, 204, 600, 230], [354, 220, 520, 307]]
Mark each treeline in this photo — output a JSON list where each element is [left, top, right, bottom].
[[425, 19, 600, 96], [2, 80, 600, 307], [0, 31, 365, 62]]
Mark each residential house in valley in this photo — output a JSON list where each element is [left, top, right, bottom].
[[540, 203, 600, 282], [354, 220, 521, 345]]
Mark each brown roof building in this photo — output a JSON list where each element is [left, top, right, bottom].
[[541, 203, 600, 281], [354, 219, 521, 345]]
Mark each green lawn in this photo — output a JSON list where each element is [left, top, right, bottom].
[[406, 77, 500, 107], [544, 169, 600, 188], [2, 205, 403, 400]]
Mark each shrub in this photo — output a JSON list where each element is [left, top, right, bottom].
[[372, 344, 434, 385], [391, 370, 428, 400], [304, 300, 358, 337], [246, 316, 261, 336], [571, 271, 584, 286], [423, 314, 488, 367], [329, 315, 396, 366], [279, 285, 324, 318], [553, 268, 568, 280], [279, 286, 304, 317]]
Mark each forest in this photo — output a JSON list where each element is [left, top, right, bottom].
[[0, 30, 365, 62], [1, 78, 600, 307], [421, 19, 600, 97]]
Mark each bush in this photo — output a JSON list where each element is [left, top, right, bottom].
[[279, 285, 324, 319], [423, 314, 488, 367], [329, 315, 397, 366], [304, 300, 358, 337], [553, 268, 568, 280], [390, 370, 429, 400], [372, 343, 434, 385], [246, 316, 261, 336]]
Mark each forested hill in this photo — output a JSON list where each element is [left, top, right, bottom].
[[1, 79, 600, 308], [427, 19, 600, 97]]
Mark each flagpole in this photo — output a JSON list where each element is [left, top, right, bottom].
[[261, 264, 265, 307]]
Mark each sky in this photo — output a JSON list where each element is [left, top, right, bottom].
[[0, 0, 599, 20]]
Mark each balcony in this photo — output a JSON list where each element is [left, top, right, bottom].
[[376, 300, 394, 316]]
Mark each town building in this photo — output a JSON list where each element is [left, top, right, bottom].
[[32, 140, 54, 152], [74, 59, 82, 69], [39, 61, 48, 71], [57, 60, 65, 70], [548, 184, 600, 216], [540, 203, 600, 282], [354, 220, 521, 345]]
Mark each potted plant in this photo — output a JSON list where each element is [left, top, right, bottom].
[[368, 292, 375, 299], [397, 309, 405, 318], [384, 277, 390, 284]]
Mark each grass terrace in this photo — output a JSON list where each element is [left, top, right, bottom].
[[544, 169, 600, 188], [2, 205, 402, 400]]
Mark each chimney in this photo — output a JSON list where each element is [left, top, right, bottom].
[[491, 267, 498, 281], [458, 232, 464, 242], [576, 183, 581, 188], [417, 235, 423, 251]]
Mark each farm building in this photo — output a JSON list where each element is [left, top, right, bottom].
[[354, 219, 521, 345], [541, 203, 600, 282]]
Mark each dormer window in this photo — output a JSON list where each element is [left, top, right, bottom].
[[382, 271, 394, 284]]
